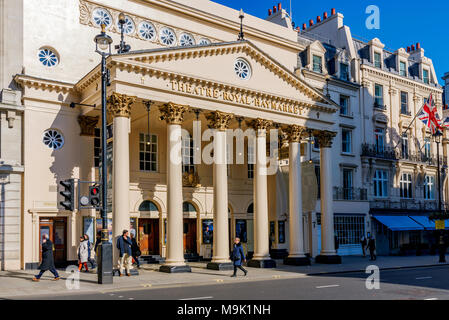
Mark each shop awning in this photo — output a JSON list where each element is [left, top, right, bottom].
[[372, 215, 424, 231], [409, 216, 449, 230]]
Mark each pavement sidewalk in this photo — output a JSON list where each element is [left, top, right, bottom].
[[1, 254, 448, 299]]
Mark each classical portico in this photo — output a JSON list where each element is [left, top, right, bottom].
[[74, 40, 340, 272]]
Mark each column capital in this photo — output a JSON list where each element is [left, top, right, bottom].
[[106, 92, 136, 118], [159, 102, 189, 125], [77, 115, 99, 137], [313, 130, 337, 148], [285, 125, 307, 143], [206, 111, 234, 131], [247, 118, 273, 131]]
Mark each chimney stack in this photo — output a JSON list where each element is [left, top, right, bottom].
[[268, 8, 272, 16], [411, 44, 415, 51], [309, 19, 314, 27], [331, 8, 336, 15], [323, 12, 328, 19], [296, 26, 300, 32], [278, 3, 282, 11], [317, 16, 322, 23], [416, 42, 421, 50], [407, 46, 410, 52], [273, 5, 277, 13], [302, 23, 307, 30]]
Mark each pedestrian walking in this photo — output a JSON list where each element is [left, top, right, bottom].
[[116, 229, 132, 276], [438, 234, 447, 263], [230, 237, 247, 277], [84, 234, 95, 268], [78, 236, 89, 272], [32, 234, 60, 281], [94, 231, 101, 257], [130, 230, 141, 269], [334, 234, 339, 253], [360, 235, 367, 257], [367, 236, 376, 261]]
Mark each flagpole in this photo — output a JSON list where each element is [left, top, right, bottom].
[[392, 104, 424, 151]]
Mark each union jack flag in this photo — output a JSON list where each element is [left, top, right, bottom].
[[417, 93, 442, 134]]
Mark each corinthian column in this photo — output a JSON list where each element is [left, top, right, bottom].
[[206, 111, 234, 270], [247, 119, 276, 268], [284, 125, 311, 266], [107, 93, 135, 272], [159, 102, 191, 273], [314, 130, 341, 264]]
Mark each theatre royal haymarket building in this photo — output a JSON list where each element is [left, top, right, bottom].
[[1, 0, 344, 271]]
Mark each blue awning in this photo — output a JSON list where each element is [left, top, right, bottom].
[[409, 216, 449, 230], [372, 215, 424, 231]]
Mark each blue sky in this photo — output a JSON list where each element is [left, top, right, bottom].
[[213, 0, 448, 85]]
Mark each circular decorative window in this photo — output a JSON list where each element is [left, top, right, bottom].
[[198, 38, 211, 46], [234, 58, 251, 80], [92, 8, 112, 28], [138, 21, 156, 41], [38, 48, 59, 67], [117, 15, 135, 34], [159, 27, 176, 46], [43, 129, 64, 150], [179, 33, 195, 47]]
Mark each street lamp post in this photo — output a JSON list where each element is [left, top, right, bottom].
[[433, 130, 446, 263], [94, 24, 114, 284]]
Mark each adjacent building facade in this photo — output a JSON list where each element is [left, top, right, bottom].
[[296, 8, 445, 256]]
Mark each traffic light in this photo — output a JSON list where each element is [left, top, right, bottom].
[[60, 179, 75, 211], [89, 185, 101, 208]]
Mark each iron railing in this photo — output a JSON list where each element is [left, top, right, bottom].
[[361, 143, 448, 166], [333, 187, 368, 201]]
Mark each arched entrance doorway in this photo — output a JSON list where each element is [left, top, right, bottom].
[[183, 202, 197, 254], [138, 200, 160, 255]]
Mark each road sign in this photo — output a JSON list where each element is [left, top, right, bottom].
[[435, 220, 445, 230]]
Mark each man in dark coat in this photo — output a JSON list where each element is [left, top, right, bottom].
[[32, 234, 60, 281], [130, 230, 141, 269], [230, 237, 247, 277], [116, 229, 133, 276], [367, 236, 376, 261]]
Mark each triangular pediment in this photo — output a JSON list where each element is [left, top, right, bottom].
[[104, 41, 338, 113]]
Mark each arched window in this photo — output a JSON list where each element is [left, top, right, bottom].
[[247, 203, 253, 214], [138, 200, 158, 212], [183, 202, 197, 213]]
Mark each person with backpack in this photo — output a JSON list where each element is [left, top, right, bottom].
[[77, 236, 89, 272], [116, 229, 133, 276], [84, 234, 95, 268], [230, 237, 247, 277]]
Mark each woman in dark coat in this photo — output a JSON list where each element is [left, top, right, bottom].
[[32, 234, 60, 281], [230, 237, 247, 277]]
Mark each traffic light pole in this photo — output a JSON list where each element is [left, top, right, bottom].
[[97, 53, 113, 284]]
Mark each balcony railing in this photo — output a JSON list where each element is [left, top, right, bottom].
[[370, 199, 447, 211], [361, 143, 448, 166], [333, 187, 368, 201], [361, 143, 397, 160], [400, 109, 412, 116], [397, 151, 447, 166], [374, 102, 386, 110]]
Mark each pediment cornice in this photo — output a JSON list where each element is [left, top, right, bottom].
[[75, 41, 339, 113]]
